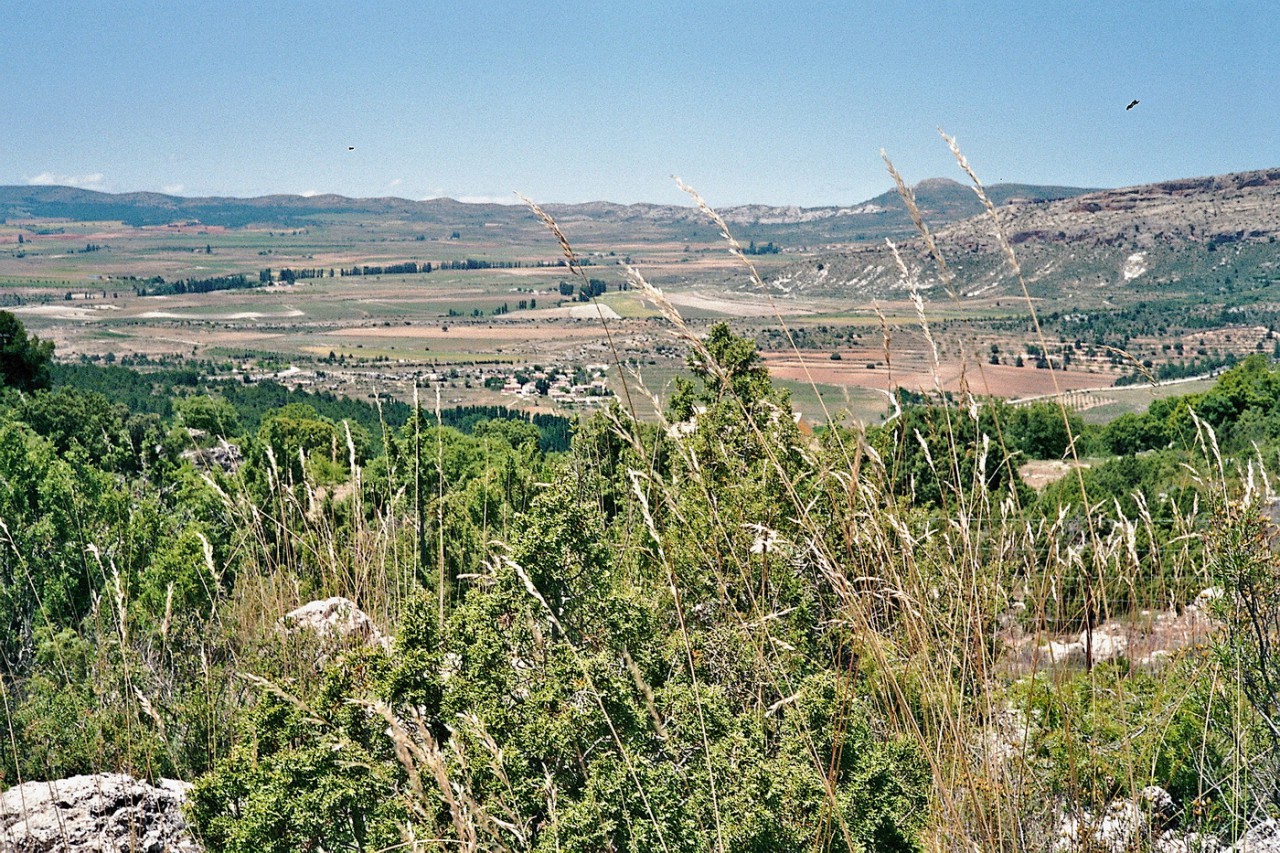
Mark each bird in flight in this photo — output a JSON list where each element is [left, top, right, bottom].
[[348, 146, 356, 151], [1125, 100, 1139, 110]]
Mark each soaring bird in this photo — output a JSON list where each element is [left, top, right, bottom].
[[1126, 100, 1139, 110], [348, 146, 355, 151]]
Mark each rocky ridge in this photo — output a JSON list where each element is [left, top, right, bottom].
[[771, 168, 1280, 304], [0, 180, 1091, 245]]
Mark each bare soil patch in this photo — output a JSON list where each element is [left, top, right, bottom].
[[1018, 459, 1090, 490], [538, 304, 623, 319], [764, 353, 1113, 398], [665, 291, 813, 317]]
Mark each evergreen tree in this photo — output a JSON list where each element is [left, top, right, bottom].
[[0, 311, 54, 392]]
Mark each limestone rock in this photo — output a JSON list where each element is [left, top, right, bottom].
[[1053, 786, 1220, 853], [281, 596, 385, 646], [1234, 818, 1280, 851], [1082, 623, 1130, 663], [1156, 831, 1223, 852], [1040, 639, 1086, 666], [0, 773, 199, 852], [179, 441, 242, 474]]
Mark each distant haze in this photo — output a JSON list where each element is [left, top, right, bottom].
[[0, 178, 1098, 244]]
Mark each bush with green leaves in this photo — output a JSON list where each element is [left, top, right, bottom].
[[187, 648, 407, 853], [188, 325, 932, 852]]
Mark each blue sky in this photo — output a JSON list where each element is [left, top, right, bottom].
[[3, 1, 1276, 206]]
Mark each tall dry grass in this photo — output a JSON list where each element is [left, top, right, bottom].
[[396, 137, 1246, 851]]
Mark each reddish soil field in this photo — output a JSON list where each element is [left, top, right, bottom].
[[764, 352, 1120, 398]]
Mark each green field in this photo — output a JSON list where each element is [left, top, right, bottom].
[[1077, 377, 1222, 423]]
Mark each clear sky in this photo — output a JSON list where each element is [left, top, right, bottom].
[[2, 0, 1276, 206]]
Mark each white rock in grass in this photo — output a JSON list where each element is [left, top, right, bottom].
[[1198, 586, 1225, 606], [1140, 785, 1176, 821], [1233, 818, 1280, 851], [0, 773, 200, 852], [1155, 831, 1224, 852], [1080, 624, 1129, 663], [1052, 787, 1216, 853], [1095, 800, 1146, 852], [1041, 639, 1086, 666], [282, 596, 386, 647], [1139, 649, 1173, 669]]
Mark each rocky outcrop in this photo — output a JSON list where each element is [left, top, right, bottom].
[[1052, 786, 1220, 852], [0, 773, 199, 852], [1050, 785, 1280, 852], [1025, 588, 1219, 673], [776, 167, 1280, 300], [178, 441, 242, 474], [1232, 818, 1280, 852], [281, 596, 386, 647]]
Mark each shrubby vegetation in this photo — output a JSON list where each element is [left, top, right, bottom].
[[3, 308, 1280, 850]]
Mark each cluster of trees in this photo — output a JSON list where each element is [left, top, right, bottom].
[[0, 312, 54, 392], [339, 261, 434, 276], [1114, 351, 1239, 385], [330, 259, 577, 279], [50, 362, 572, 455], [131, 273, 256, 297], [557, 278, 610, 300], [434, 404, 570, 452], [1085, 354, 1280, 458], [888, 353, 1280, 479], [264, 259, 579, 284], [1046, 299, 1280, 347], [269, 267, 332, 282]]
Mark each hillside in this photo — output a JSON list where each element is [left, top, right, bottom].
[[0, 179, 1093, 245], [771, 167, 1280, 305], [717, 178, 1096, 242]]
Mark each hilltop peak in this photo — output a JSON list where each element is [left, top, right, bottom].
[[914, 177, 966, 191]]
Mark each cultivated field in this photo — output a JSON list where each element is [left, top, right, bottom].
[[0, 211, 1260, 422]]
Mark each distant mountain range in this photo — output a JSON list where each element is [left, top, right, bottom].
[[4, 170, 1275, 307], [771, 168, 1280, 306], [0, 180, 1096, 244]]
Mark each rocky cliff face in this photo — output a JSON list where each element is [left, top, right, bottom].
[[771, 168, 1280, 304], [0, 774, 199, 852]]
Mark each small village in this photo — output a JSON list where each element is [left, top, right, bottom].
[[248, 359, 617, 411]]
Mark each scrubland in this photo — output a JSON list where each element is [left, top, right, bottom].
[[2, 144, 1280, 852]]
